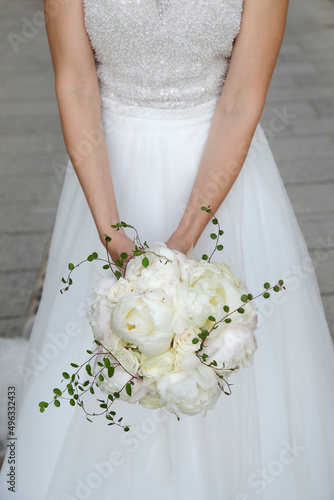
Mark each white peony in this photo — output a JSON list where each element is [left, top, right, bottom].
[[179, 259, 257, 332], [107, 277, 133, 304], [156, 356, 221, 416], [87, 277, 127, 353], [202, 325, 258, 371], [109, 290, 174, 357], [172, 282, 214, 333], [125, 242, 185, 294]]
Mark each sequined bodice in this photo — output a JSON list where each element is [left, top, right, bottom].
[[83, 0, 244, 118]]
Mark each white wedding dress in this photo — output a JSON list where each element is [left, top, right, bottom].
[[1, 1, 334, 499]]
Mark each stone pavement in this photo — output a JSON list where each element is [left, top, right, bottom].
[[0, 0, 333, 339]]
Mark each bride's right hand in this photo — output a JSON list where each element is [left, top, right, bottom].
[[105, 234, 136, 269]]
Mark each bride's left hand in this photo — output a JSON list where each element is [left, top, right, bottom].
[[165, 235, 191, 256]]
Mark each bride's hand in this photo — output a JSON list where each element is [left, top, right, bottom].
[[103, 234, 136, 268], [165, 235, 191, 256]]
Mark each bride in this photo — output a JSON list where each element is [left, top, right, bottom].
[[1, 0, 334, 498]]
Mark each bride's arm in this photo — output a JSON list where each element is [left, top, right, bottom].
[[44, 0, 134, 261], [166, 0, 289, 254]]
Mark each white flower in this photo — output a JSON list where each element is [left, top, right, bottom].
[[156, 360, 221, 416], [172, 327, 201, 353], [109, 290, 174, 357], [107, 277, 133, 304], [139, 351, 176, 380], [125, 242, 185, 294], [179, 259, 257, 332], [94, 361, 149, 403], [172, 282, 214, 333], [87, 277, 127, 353], [115, 347, 141, 375], [202, 325, 258, 371]]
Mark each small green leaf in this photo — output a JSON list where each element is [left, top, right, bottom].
[[237, 308, 245, 314], [126, 383, 132, 396], [210, 233, 217, 240], [212, 218, 218, 225], [115, 271, 122, 280], [104, 358, 111, 369], [62, 372, 70, 379], [53, 388, 61, 396], [264, 282, 271, 289], [70, 363, 79, 368], [278, 279, 284, 286], [142, 257, 149, 268], [273, 285, 280, 292], [54, 399, 60, 408], [241, 294, 248, 302], [108, 366, 115, 378], [105, 235, 112, 243], [68, 263, 74, 271], [263, 292, 270, 299], [192, 338, 199, 344], [90, 387, 95, 395], [208, 315, 216, 322], [201, 206, 207, 211], [219, 229, 224, 236], [70, 399, 75, 406], [202, 254, 209, 261], [223, 305, 230, 313], [99, 374, 104, 382], [217, 245, 224, 251], [124, 427, 130, 432], [247, 293, 253, 300], [120, 252, 128, 259], [224, 318, 232, 324], [103, 264, 110, 270]]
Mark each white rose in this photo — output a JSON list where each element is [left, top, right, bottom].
[[110, 290, 174, 357], [107, 277, 133, 304], [173, 327, 201, 353], [202, 325, 258, 371], [114, 347, 141, 375], [156, 361, 221, 417], [125, 242, 185, 294], [139, 351, 175, 380]]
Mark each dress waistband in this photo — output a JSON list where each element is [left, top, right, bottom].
[[100, 95, 219, 120]]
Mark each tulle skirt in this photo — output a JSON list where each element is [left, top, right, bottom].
[[0, 104, 334, 500]]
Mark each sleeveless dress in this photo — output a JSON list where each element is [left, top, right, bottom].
[[1, 1, 334, 499]]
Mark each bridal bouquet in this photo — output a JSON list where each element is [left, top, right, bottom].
[[39, 207, 284, 430]]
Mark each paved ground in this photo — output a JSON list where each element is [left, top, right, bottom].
[[0, 0, 333, 339]]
